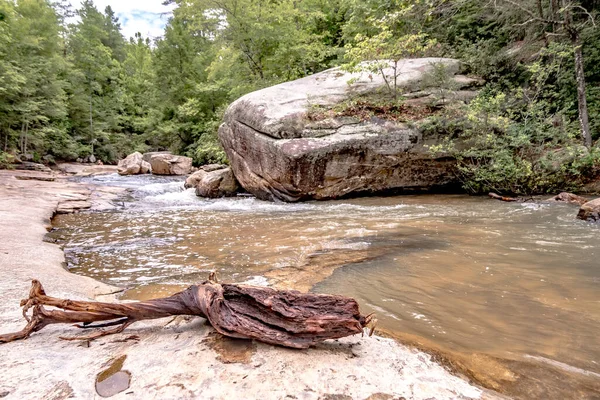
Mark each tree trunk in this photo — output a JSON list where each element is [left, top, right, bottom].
[[0, 279, 373, 349], [536, 0, 550, 45], [536, 0, 544, 20], [551, 0, 559, 32], [89, 90, 94, 157], [561, 0, 592, 149], [19, 122, 26, 154], [393, 60, 399, 101], [24, 122, 28, 154], [571, 33, 592, 148]]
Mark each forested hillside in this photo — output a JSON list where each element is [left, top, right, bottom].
[[1, 0, 599, 193]]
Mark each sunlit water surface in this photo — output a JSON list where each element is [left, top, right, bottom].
[[49, 174, 600, 394]]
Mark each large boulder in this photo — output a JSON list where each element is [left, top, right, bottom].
[[577, 198, 600, 222], [149, 154, 193, 175], [218, 58, 470, 202], [117, 152, 144, 175], [194, 167, 240, 198]]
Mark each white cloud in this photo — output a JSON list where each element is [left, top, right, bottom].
[[72, 0, 176, 40]]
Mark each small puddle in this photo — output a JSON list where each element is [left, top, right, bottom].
[[205, 332, 256, 364], [95, 355, 131, 397]]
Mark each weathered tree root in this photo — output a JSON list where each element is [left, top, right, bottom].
[[0, 279, 374, 349]]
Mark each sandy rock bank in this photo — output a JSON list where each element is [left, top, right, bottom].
[[0, 170, 497, 400]]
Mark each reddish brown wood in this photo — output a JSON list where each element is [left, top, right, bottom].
[[488, 192, 518, 202], [0, 279, 372, 349]]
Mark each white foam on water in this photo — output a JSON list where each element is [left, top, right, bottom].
[[345, 228, 375, 237], [535, 240, 562, 246], [366, 303, 403, 321], [524, 355, 600, 378], [143, 188, 199, 206], [119, 267, 150, 273], [241, 276, 269, 286], [412, 313, 427, 320], [136, 276, 166, 282], [137, 181, 185, 195], [128, 190, 426, 215]]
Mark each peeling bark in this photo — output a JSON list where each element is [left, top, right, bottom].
[[0, 278, 373, 349]]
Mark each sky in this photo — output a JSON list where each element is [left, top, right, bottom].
[[73, 0, 177, 40]]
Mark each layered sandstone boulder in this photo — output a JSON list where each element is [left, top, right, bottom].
[[195, 167, 239, 198], [142, 151, 172, 164], [577, 198, 600, 222], [184, 164, 228, 189], [218, 58, 475, 202], [185, 165, 240, 198], [149, 154, 193, 175]]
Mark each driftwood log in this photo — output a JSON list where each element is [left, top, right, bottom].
[[0, 277, 374, 349], [489, 193, 535, 203], [488, 192, 518, 202]]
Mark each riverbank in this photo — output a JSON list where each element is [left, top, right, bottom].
[[0, 169, 497, 399]]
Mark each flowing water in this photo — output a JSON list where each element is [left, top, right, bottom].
[[48, 174, 600, 398]]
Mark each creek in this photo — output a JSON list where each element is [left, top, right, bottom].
[[47, 174, 600, 397]]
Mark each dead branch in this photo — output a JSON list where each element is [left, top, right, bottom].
[[0, 279, 373, 349], [495, 0, 564, 25], [488, 192, 519, 202]]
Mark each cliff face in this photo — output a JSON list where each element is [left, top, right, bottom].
[[219, 58, 480, 202]]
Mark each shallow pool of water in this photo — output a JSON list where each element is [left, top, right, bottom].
[[48, 174, 600, 396]]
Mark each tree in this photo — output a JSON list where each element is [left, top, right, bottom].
[[0, 0, 68, 157], [495, 0, 597, 148], [67, 0, 122, 159], [343, 13, 436, 99], [102, 5, 126, 61], [116, 33, 156, 155], [52, 0, 74, 57], [0, 1, 23, 152]]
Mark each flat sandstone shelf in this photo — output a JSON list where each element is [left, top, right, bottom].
[[0, 170, 497, 400]]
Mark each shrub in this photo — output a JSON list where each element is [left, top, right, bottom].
[[0, 151, 15, 169], [427, 90, 600, 195]]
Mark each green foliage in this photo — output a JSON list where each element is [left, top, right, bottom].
[[0, 0, 598, 186], [188, 131, 228, 166], [185, 106, 228, 165], [343, 13, 437, 98], [428, 89, 599, 195], [421, 62, 459, 105], [0, 151, 15, 169]]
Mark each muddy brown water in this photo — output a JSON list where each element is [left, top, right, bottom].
[[48, 175, 600, 398], [95, 355, 131, 397]]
